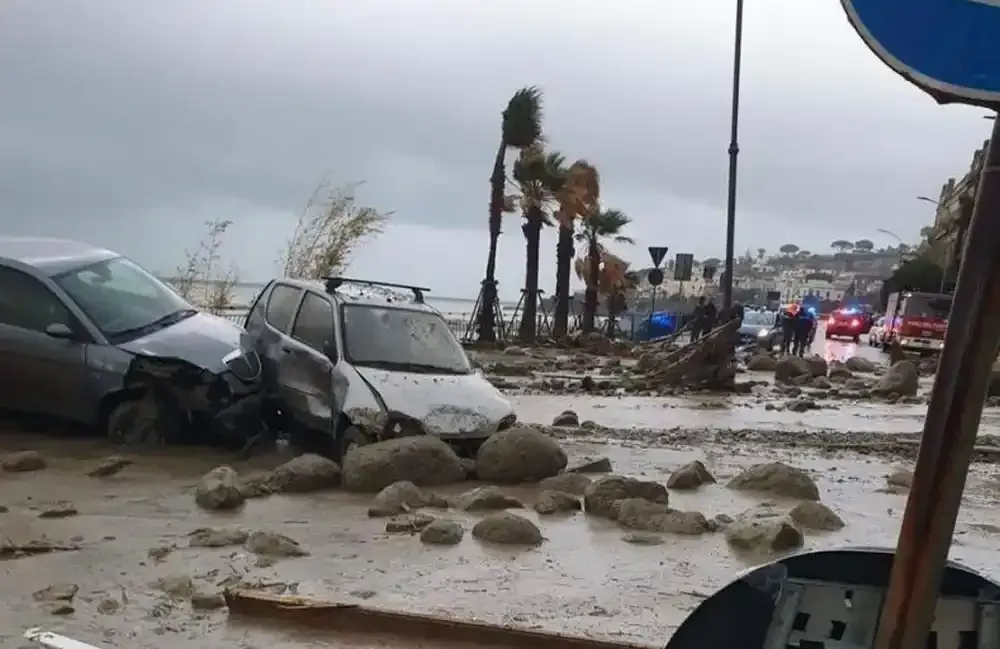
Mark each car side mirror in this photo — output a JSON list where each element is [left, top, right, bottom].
[[44, 323, 76, 340]]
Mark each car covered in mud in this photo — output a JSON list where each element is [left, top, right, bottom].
[[738, 310, 780, 350], [244, 276, 516, 459], [0, 237, 264, 447]]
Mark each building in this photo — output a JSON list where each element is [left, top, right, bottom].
[[927, 139, 988, 268]]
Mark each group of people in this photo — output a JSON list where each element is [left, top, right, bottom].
[[689, 296, 719, 341], [777, 302, 817, 356]]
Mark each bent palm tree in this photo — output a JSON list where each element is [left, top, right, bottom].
[[511, 146, 566, 343], [575, 207, 633, 333], [552, 161, 599, 339], [478, 87, 544, 342]]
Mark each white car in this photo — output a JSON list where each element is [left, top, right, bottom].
[[867, 316, 885, 346]]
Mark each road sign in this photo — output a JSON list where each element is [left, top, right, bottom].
[[647, 268, 664, 286], [674, 253, 694, 281], [841, 0, 1000, 106], [647, 246, 668, 268]]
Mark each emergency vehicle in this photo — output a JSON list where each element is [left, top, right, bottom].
[[881, 290, 951, 353]]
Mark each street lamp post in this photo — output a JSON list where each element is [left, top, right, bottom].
[[721, 0, 745, 311]]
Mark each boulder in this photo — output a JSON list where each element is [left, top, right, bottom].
[[886, 468, 914, 490], [244, 531, 308, 557], [475, 427, 567, 484], [341, 436, 466, 493], [534, 490, 582, 515], [454, 486, 523, 511], [725, 507, 804, 554], [420, 519, 465, 545], [87, 456, 131, 478], [666, 460, 716, 490], [266, 454, 340, 493], [188, 527, 249, 548], [612, 498, 711, 535], [828, 362, 853, 381], [803, 355, 828, 378], [567, 457, 613, 474], [194, 466, 245, 511], [583, 475, 669, 518], [774, 356, 811, 383], [727, 462, 820, 500], [552, 410, 579, 427], [1, 450, 46, 472], [385, 513, 436, 534], [471, 512, 543, 545], [746, 354, 777, 372], [538, 472, 592, 495], [845, 356, 877, 373], [369, 480, 427, 517], [872, 360, 919, 397], [789, 501, 845, 531]]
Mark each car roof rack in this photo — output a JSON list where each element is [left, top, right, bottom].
[[323, 276, 431, 304]]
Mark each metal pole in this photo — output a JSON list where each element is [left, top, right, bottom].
[[722, 0, 745, 311], [648, 286, 658, 339], [875, 112, 1000, 649]]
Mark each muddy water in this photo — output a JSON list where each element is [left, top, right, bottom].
[[3, 433, 1000, 649]]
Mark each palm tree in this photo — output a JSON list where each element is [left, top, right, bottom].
[[511, 146, 567, 343], [575, 207, 633, 333], [552, 161, 599, 339], [478, 87, 544, 342], [574, 250, 637, 335]]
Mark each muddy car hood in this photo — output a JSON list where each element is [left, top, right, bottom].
[[118, 311, 244, 373], [352, 366, 514, 435]]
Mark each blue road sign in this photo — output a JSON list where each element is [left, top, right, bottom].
[[841, 0, 1000, 107]]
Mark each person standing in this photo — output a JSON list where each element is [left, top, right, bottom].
[[793, 307, 814, 356], [780, 304, 799, 354], [690, 297, 706, 342], [704, 298, 718, 334]]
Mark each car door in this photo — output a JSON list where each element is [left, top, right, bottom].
[[0, 266, 94, 421], [281, 291, 340, 435], [244, 282, 303, 408]]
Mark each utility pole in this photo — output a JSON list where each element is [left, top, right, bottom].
[[722, 0, 744, 311]]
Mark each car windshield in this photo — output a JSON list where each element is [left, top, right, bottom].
[[54, 256, 194, 342], [341, 304, 472, 374], [743, 311, 775, 326], [904, 294, 952, 319]]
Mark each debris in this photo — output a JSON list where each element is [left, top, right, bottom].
[[37, 502, 78, 519], [2, 450, 46, 472], [341, 436, 466, 493], [369, 480, 428, 517], [471, 512, 543, 546], [666, 460, 716, 490], [33, 584, 78, 602], [727, 462, 820, 500], [872, 360, 919, 397], [244, 531, 308, 557], [385, 513, 436, 534], [533, 490, 582, 515], [419, 519, 464, 545], [194, 466, 245, 511], [583, 475, 669, 518], [725, 507, 804, 554], [266, 453, 341, 493], [87, 456, 132, 478], [612, 498, 711, 535], [551, 410, 579, 427], [475, 427, 568, 484], [188, 527, 249, 548], [455, 486, 523, 512], [567, 457, 613, 474], [538, 472, 592, 495], [789, 501, 845, 531]]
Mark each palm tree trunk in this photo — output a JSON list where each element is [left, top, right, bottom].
[[477, 143, 507, 342], [552, 225, 573, 339], [582, 236, 600, 333], [519, 211, 542, 343]]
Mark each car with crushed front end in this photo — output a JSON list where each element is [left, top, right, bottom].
[[245, 276, 517, 460], [738, 310, 780, 351], [0, 236, 265, 448]]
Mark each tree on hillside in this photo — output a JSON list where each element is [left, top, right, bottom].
[[511, 146, 567, 343], [478, 87, 545, 342], [552, 160, 599, 339], [702, 257, 722, 268], [280, 180, 390, 280], [756, 248, 767, 263], [576, 207, 633, 333], [853, 239, 875, 252], [831, 239, 854, 253], [779, 243, 800, 255]]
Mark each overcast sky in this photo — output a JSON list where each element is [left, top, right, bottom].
[[0, 0, 991, 300]]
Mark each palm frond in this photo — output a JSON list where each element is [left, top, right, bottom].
[[502, 87, 544, 149], [614, 235, 635, 245]]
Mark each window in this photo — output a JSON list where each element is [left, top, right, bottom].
[[290, 292, 336, 355], [0, 267, 74, 333], [341, 304, 471, 374], [53, 256, 190, 340], [264, 284, 301, 332]]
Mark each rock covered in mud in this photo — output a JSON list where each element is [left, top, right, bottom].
[[244, 531, 308, 557], [534, 490, 582, 515], [666, 460, 716, 490], [567, 457, 613, 474], [385, 512, 436, 534], [190, 589, 227, 611], [475, 427, 567, 484], [725, 506, 804, 554], [613, 498, 712, 535], [2, 450, 46, 472], [266, 453, 341, 493], [552, 410, 579, 427], [471, 512, 543, 545], [341, 436, 466, 492], [828, 362, 853, 381], [774, 356, 811, 383], [746, 354, 778, 372], [420, 519, 465, 545], [873, 360, 919, 397], [583, 475, 669, 518], [727, 462, 820, 500], [195, 466, 245, 511], [87, 455, 132, 478], [538, 472, 592, 495], [789, 501, 845, 531], [886, 468, 914, 491], [188, 527, 249, 548], [803, 355, 828, 378], [845, 356, 877, 373], [369, 480, 428, 517], [455, 485, 523, 511]]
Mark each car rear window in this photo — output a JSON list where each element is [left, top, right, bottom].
[[265, 284, 301, 332]]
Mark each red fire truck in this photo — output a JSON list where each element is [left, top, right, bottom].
[[881, 291, 951, 353]]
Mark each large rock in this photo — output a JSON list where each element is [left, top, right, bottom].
[[194, 466, 245, 511], [746, 354, 777, 372], [803, 355, 828, 378], [872, 360, 919, 397], [369, 481, 428, 517], [471, 512, 543, 545], [666, 460, 716, 490], [534, 490, 582, 515], [774, 356, 811, 383], [725, 507, 804, 554], [420, 519, 464, 545], [538, 472, 592, 495], [455, 486, 523, 511], [266, 454, 341, 493], [845, 356, 878, 373], [789, 501, 845, 531], [583, 475, 669, 518], [475, 427, 567, 484], [2, 450, 46, 472], [612, 498, 711, 535], [727, 462, 820, 500], [341, 436, 466, 492]]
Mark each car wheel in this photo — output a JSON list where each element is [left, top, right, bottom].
[[106, 396, 182, 446]]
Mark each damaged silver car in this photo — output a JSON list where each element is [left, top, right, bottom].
[[245, 277, 516, 459], [0, 237, 264, 447]]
